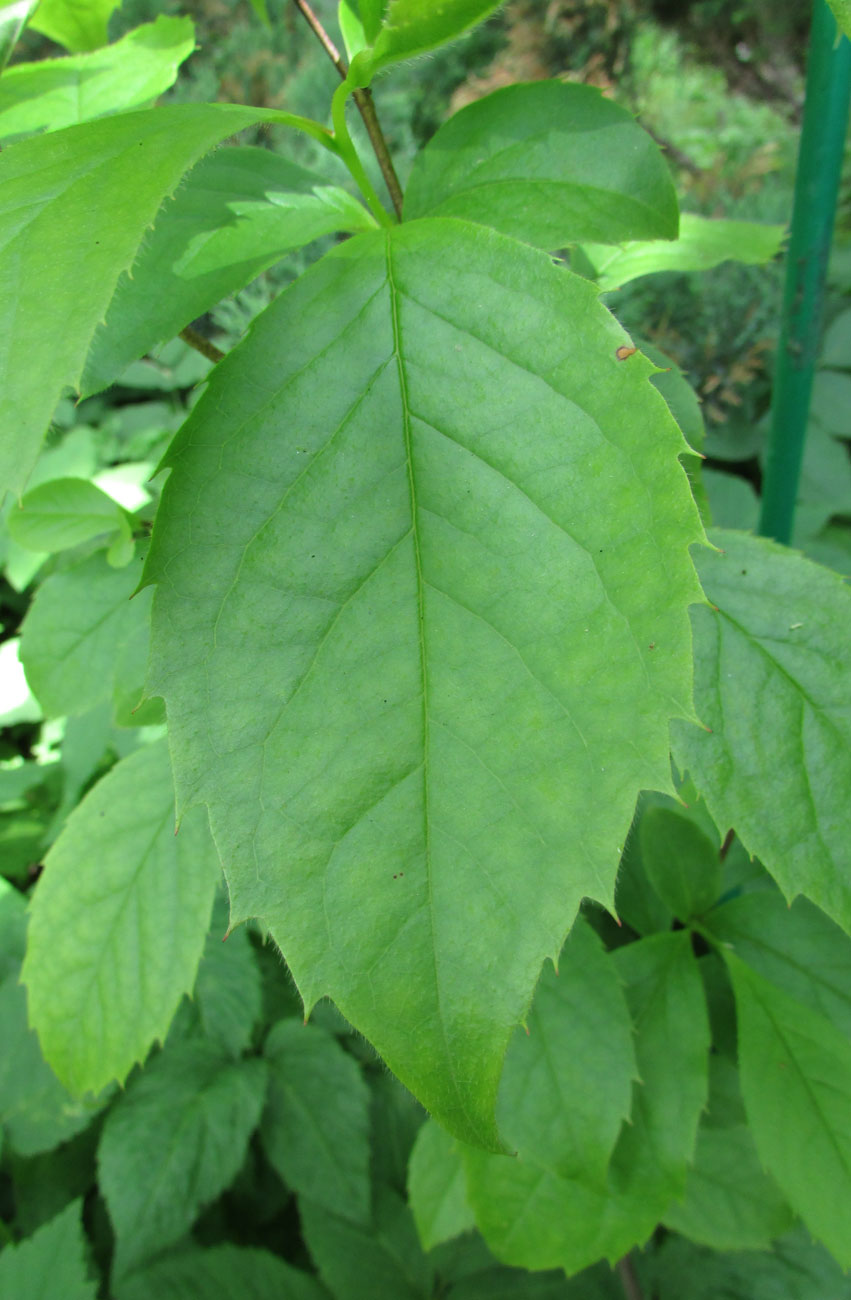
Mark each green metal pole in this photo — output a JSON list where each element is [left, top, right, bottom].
[[759, 0, 851, 544]]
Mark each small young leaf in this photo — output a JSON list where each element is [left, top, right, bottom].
[[29, 0, 119, 51], [582, 214, 785, 291], [300, 1186, 434, 1300], [404, 82, 678, 248], [726, 952, 851, 1267], [81, 147, 375, 396], [98, 1041, 269, 1277], [0, 1200, 95, 1300], [113, 1244, 327, 1300], [23, 739, 222, 1095], [639, 805, 721, 922], [144, 218, 703, 1147], [672, 530, 851, 934], [0, 18, 195, 141], [408, 1117, 477, 1250], [8, 478, 127, 553], [19, 551, 150, 719], [261, 1019, 372, 1223], [351, 0, 500, 79]]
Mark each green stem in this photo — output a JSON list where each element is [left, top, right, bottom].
[[331, 78, 394, 227], [759, 0, 851, 544]]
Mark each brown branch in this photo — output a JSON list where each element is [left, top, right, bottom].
[[179, 325, 225, 364], [290, 0, 404, 220], [617, 1254, 644, 1300], [720, 828, 736, 862]]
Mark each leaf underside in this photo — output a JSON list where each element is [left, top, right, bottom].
[[145, 218, 703, 1146]]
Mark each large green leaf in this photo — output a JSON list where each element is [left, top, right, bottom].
[[98, 1041, 269, 1276], [144, 219, 703, 1146], [114, 1245, 328, 1300], [582, 214, 785, 292], [462, 931, 709, 1273], [351, 0, 501, 80], [260, 1019, 372, 1223], [672, 530, 851, 933], [81, 147, 375, 396], [29, 0, 119, 50], [726, 953, 851, 1266], [300, 1186, 434, 1300], [404, 82, 678, 248], [0, 18, 195, 142], [407, 1117, 475, 1250], [22, 739, 222, 1095], [0, 102, 332, 500], [0, 1200, 95, 1299], [705, 891, 851, 1039]]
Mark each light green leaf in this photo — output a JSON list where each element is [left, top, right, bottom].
[[826, 0, 851, 40], [702, 467, 759, 530], [0, 102, 334, 501], [639, 805, 721, 922], [300, 1186, 433, 1300], [0, 876, 27, 978], [662, 1122, 794, 1250], [194, 896, 262, 1057], [0, 977, 105, 1155], [246, 0, 270, 24], [583, 214, 785, 292], [706, 891, 851, 1041], [0, 18, 195, 142], [144, 219, 703, 1146], [261, 1019, 372, 1223], [98, 1041, 269, 1276], [358, 0, 386, 42], [672, 529, 851, 933], [22, 739, 222, 1095], [81, 147, 375, 397], [19, 551, 149, 718], [463, 932, 709, 1273], [0, 0, 38, 74], [821, 308, 851, 371], [8, 477, 127, 553], [114, 1244, 328, 1300], [809, 368, 851, 439], [338, 0, 368, 58], [404, 82, 678, 248], [30, 0, 119, 50], [725, 953, 851, 1267], [0, 1200, 95, 1299], [408, 1118, 476, 1250], [353, 0, 502, 79]]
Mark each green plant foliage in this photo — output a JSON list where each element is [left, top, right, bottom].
[[8, 477, 129, 554], [645, 1227, 851, 1300], [82, 148, 375, 396], [300, 1186, 434, 1299], [98, 1040, 269, 1276], [0, 0, 38, 73], [826, 0, 851, 40], [403, 81, 678, 247], [0, 101, 327, 500], [29, 0, 120, 51], [193, 896, 263, 1057], [583, 214, 786, 291], [260, 1018, 373, 1223], [0, 1200, 95, 1299], [22, 739, 222, 1094], [673, 530, 851, 933], [0, 17, 195, 140], [350, 0, 503, 82], [726, 954, 851, 1267], [407, 1118, 475, 1249], [144, 217, 702, 1147], [114, 1244, 328, 1300], [639, 805, 721, 921]]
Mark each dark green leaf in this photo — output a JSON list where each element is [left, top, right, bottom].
[[261, 1019, 372, 1223], [726, 953, 851, 1266], [81, 147, 375, 397], [98, 1041, 269, 1276], [300, 1186, 433, 1300], [645, 1225, 851, 1300], [404, 82, 677, 248], [144, 219, 703, 1146], [114, 1244, 328, 1300], [407, 1118, 475, 1249], [23, 739, 222, 1095], [194, 896, 262, 1057], [0, 18, 195, 141], [0, 1200, 95, 1299], [672, 530, 851, 933], [639, 805, 721, 921]]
